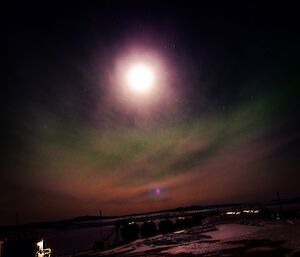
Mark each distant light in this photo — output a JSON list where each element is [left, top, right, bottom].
[[174, 229, 186, 234], [36, 239, 52, 257], [127, 64, 154, 93], [226, 211, 241, 215], [226, 211, 234, 215], [155, 188, 161, 195], [37, 240, 44, 251]]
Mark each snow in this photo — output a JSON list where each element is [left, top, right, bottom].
[[162, 241, 244, 255], [162, 223, 261, 255], [88, 219, 300, 256], [203, 223, 260, 241]]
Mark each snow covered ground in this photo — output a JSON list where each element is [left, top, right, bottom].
[[74, 218, 300, 257]]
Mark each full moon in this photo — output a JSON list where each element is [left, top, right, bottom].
[[127, 64, 155, 93]]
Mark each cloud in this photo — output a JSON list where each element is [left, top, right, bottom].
[[2, 82, 299, 224]]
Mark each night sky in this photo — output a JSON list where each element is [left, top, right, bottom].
[[1, 1, 299, 225]]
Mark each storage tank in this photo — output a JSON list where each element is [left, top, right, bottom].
[[158, 219, 175, 233], [141, 220, 156, 237], [175, 216, 192, 229], [120, 221, 139, 241]]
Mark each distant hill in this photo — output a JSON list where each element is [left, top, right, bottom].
[[1, 197, 299, 232]]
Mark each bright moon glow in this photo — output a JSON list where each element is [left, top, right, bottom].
[[127, 64, 154, 93]]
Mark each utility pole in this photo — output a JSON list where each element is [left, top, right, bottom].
[[15, 212, 19, 227], [99, 210, 103, 239], [276, 192, 284, 218]]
